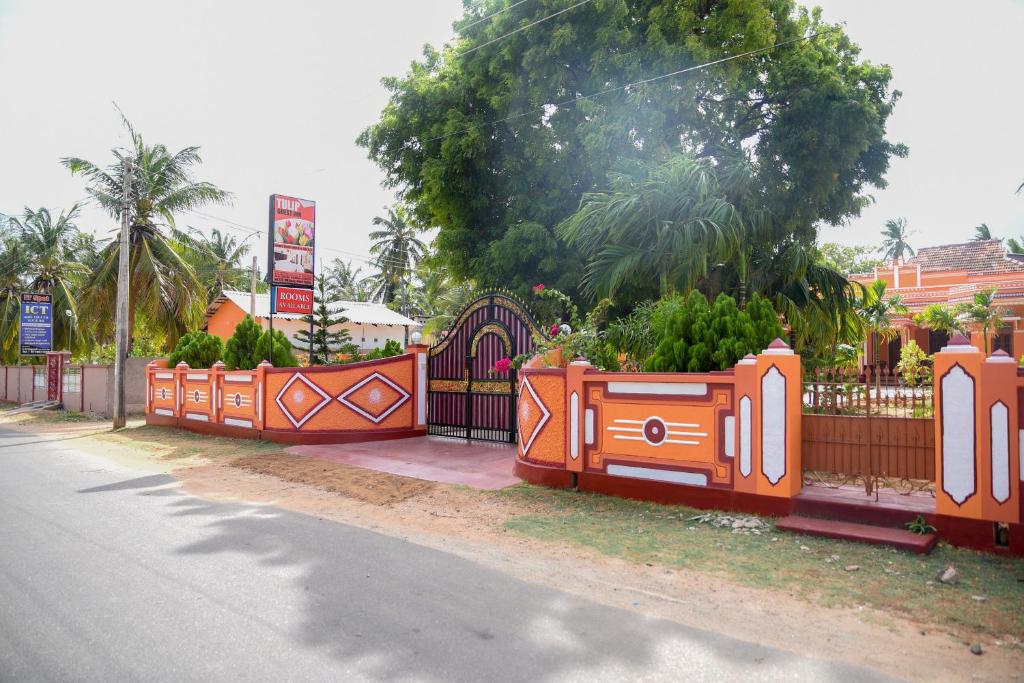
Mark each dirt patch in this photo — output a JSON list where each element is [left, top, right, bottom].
[[230, 453, 437, 505]]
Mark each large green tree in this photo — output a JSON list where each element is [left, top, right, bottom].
[[360, 0, 905, 296], [62, 117, 231, 350]]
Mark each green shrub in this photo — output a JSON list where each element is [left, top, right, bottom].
[[167, 330, 223, 368], [223, 315, 263, 370], [257, 329, 299, 368], [644, 292, 783, 373]]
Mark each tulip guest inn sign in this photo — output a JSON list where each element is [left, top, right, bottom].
[[267, 193, 315, 316]]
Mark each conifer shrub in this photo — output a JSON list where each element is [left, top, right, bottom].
[[167, 330, 223, 369]]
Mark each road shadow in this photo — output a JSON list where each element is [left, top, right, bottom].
[[152, 490, 885, 681], [77, 474, 176, 493]]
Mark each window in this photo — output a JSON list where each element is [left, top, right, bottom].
[[63, 367, 81, 394], [33, 367, 45, 389]]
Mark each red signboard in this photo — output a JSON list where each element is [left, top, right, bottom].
[[273, 286, 314, 315], [268, 194, 316, 288]]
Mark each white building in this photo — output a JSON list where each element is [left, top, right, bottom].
[[204, 290, 421, 353]]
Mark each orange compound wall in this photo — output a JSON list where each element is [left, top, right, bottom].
[[145, 345, 429, 444], [516, 343, 804, 507]]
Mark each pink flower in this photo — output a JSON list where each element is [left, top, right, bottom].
[[532, 283, 545, 292], [550, 323, 561, 336], [494, 357, 512, 373]]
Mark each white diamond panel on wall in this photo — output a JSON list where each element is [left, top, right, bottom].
[[760, 367, 786, 485], [991, 401, 1010, 503], [739, 396, 751, 477], [941, 365, 976, 505]]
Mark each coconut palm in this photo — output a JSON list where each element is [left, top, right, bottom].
[[326, 258, 375, 302], [879, 218, 914, 262], [557, 155, 739, 300], [1007, 236, 1024, 254], [972, 223, 993, 241], [0, 229, 26, 363], [9, 205, 91, 352], [958, 287, 1006, 354], [856, 279, 908, 368], [177, 227, 252, 302], [368, 206, 426, 304], [62, 117, 230, 349]]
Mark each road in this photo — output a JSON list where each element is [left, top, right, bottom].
[[0, 424, 893, 682]]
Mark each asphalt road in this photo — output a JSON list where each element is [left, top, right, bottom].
[[0, 424, 894, 682]]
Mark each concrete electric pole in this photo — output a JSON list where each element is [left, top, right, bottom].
[[112, 158, 132, 429], [250, 255, 257, 317]]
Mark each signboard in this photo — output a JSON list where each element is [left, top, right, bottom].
[[19, 292, 52, 355], [267, 194, 315, 288], [272, 286, 314, 315]]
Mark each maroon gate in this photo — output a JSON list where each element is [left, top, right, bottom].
[[427, 292, 546, 442]]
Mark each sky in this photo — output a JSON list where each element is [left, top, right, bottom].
[[0, 0, 1022, 277]]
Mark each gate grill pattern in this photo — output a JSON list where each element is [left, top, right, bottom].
[[427, 293, 545, 442]]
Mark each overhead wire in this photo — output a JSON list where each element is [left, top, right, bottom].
[[457, 0, 592, 58]]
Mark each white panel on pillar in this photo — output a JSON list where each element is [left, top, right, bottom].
[[739, 396, 752, 477], [941, 365, 976, 505], [723, 416, 735, 458], [760, 367, 786, 485], [991, 401, 1010, 503]]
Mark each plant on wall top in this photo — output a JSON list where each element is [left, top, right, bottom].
[[644, 291, 783, 373], [224, 315, 263, 370], [167, 330, 223, 369]]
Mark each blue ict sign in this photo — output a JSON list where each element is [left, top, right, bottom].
[[19, 292, 53, 355]]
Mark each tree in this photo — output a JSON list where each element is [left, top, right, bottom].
[[326, 258, 375, 302], [558, 155, 738, 300], [167, 330, 223, 368], [62, 116, 231, 351], [257, 329, 298, 368], [879, 218, 914, 262], [817, 242, 884, 274], [913, 304, 963, 336], [360, 1, 906, 295], [958, 287, 1006, 355], [292, 274, 352, 364], [223, 315, 263, 370], [1007, 236, 1024, 254], [0, 228, 26, 363], [178, 227, 252, 302], [856, 279, 907, 367], [368, 205, 425, 305], [9, 205, 90, 353], [972, 223, 993, 241]]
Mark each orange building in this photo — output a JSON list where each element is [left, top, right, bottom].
[[851, 240, 1024, 365], [203, 290, 421, 353]]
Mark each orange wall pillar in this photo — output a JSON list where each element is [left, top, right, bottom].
[[406, 343, 429, 431], [733, 340, 802, 498], [933, 336, 1020, 523]]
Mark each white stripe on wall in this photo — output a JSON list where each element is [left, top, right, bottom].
[[606, 464, 708, 487]]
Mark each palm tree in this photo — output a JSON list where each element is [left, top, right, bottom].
[[62, 116, 230, 350], [856, 279, 908, 368], [178, 227, 252, 302], [1007, 236, 1024, 254], [9, 205, 90, 352], [0, 227, 26, 363], [958, 287, 1006, 354], [879, 218, 914, 263], [368, 206, 426, 305], [972, 223, 993, 241], [913, 303, 964, 335], [326, 258, 375, 301], [557, 155, 738, 300]]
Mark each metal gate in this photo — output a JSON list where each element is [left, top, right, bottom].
[[427, 292, 546, 442]]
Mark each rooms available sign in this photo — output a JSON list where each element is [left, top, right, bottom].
[[272, 286, 314, 315]]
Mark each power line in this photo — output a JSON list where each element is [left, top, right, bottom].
[[184, 210, 416, 271], [409, 31, 820, 149], [458, 0, 593, 58], [459, 0, 532, 32]]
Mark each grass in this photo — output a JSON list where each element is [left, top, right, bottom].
[[95, 424, 285, 461], [497, 485, 1024, 641]]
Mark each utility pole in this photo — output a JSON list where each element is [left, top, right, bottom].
[[250, 255, 257, 317], [112, 158, 132, 429]]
